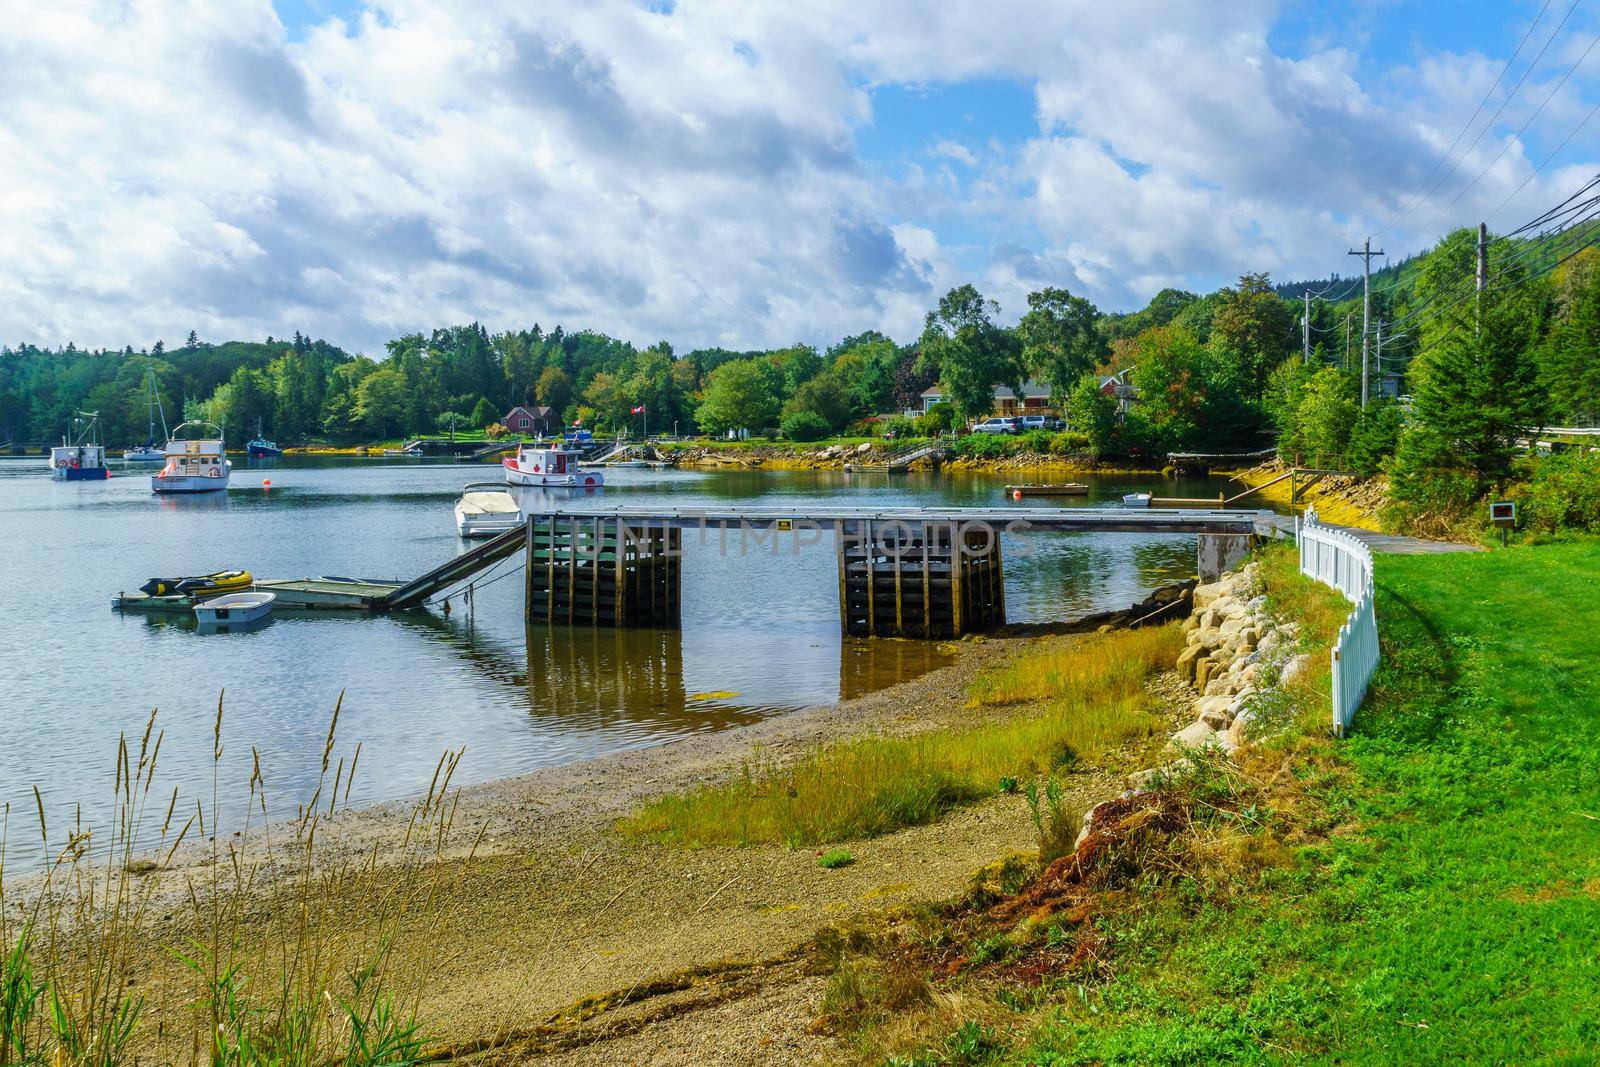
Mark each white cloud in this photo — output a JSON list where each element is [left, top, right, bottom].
[[1, 0, 1597, 353]]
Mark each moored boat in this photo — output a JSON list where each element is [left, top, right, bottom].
[[124, 368, 171, 462], [50, 411, 111, 481], [193, 591, 275, 624], [454, 483, 523, 538], [1122, 492, 1153, 508], [140, 570, 253, 598], [384, 446, 425, 457], [246, 419, 282, 457], [502, 442, 603, 487], [152, 421, 231, 493]]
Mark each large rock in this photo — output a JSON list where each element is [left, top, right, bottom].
[[1193, 581, 1229, 610], [1175, 644, 1205, 682], [1280, 653, 1312, 686], [1195, 695, 1235, 730], [1169, 720, 1221, 752]]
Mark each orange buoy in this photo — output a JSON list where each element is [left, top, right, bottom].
[[1013, 489, 1022, 500], [262, 479, 271, 490]]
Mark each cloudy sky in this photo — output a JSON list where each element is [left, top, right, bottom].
[[3, 0, 1598, 355]]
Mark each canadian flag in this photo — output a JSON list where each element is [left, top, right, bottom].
[[630, 404, 646, 414]]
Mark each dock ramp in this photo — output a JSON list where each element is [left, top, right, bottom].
[[378, 524, 525, 610]]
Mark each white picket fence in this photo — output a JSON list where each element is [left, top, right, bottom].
[[1296, 509, 1378, 736]]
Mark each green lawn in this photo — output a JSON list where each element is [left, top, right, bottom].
[[1008, 541, 1600, 1064]]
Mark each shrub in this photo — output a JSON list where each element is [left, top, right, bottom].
[[878, 415, 918, 439], [951, 433, 1013, 459], [1049, 431, 1089, 456], [1019, 428, 1054, 454], [1511, 450, 1600, 533], [915, 403, 957, 436], [818, 849, 854, 869], [780, 410, 830, 442], [1024, 776, 1080, 864]]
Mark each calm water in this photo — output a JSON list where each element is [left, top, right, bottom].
[[0, 455, 1244, 840]]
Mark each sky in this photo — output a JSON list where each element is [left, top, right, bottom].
[[3, 0, 1600, 356]]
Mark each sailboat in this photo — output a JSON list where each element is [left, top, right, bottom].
[[124, 368, 169, 462]]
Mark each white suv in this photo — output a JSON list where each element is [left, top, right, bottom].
[[971, 417, 1018, 434]]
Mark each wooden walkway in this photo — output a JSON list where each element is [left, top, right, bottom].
[[1260, 514, 1480, 555]]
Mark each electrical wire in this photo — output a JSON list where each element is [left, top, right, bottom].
[[1412, 27, 1600, 238], [1375, 0, 1573, 239]]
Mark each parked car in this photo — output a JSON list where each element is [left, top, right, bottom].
[[971, 417, 1019, 434], [1018, 415, 1066, 431]]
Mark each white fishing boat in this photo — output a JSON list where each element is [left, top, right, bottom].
[[124, 368, 170, 462], [50, 411, 111, 481], [152, 421, 231, 493], [384, 446, 425, 457], [192, 590, 275, 624], [1122, 492, 1152, 508], [454, 483, 523, 538], [502, 443, 603, 487]]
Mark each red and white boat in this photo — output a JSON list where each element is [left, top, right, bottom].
[[502, 443, 603, 488]]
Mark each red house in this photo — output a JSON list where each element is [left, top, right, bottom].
[[503, 405, 554, 436]]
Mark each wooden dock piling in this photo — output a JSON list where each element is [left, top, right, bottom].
[[840, 520, 1004, 638], [524, 516, 680, 627]]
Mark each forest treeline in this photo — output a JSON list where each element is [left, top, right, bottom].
[[5, 226, 1599, 530]]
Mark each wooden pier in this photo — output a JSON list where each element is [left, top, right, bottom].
[[840, 520, 1004, 637]]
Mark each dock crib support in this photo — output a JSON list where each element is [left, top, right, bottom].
[[839, 520, 1004, 638], [524, 516, 680, 627]]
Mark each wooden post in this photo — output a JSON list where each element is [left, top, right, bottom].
[[920, 523, 931, 639], [524, 517, 534, 624], [567, 517, 578, 624], [950, 522, 964, 637], [892, 523, 904, 634], [591, 517, 602, 625], [545, 518, 555, 623], [864, 520, 876, 637], [614, 519, 627, 626], [991, 529, 1005, 627]]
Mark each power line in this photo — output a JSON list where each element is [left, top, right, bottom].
[[1411, 26, 1600, 238], [1375, 0, 1575, 239]]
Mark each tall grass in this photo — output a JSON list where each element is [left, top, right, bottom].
[[621, 625, 1183, 847], [0, 693, 475, 1067]]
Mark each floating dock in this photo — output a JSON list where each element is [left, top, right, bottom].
[[113, 577, 401, 614], [1004, 483, 1088, 497]]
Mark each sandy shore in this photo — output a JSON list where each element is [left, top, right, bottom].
[[78, 618, 1178, 1064]]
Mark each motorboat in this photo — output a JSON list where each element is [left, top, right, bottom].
[[454, 483, 523, 538], [124, 368, 170, 462], [50, 412, 111, 481], [152, 421, 231, 493], [502, 443, 603, 487], [193, 591, 275, 624], [384, 446, 425, 457], [246, 419, 282, 457], [140, 570, 253, 598], [1122, 492, 1153, 508]]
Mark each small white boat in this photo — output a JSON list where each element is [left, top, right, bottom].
[[454, 483, 523, 538], [152, 421, 231, 493], [502, 443, 603, 487], [123, 445, 165, 462], [1122, 492, 1153, 508], [384, 446, 425, 457], [193, 590, 275, 624]]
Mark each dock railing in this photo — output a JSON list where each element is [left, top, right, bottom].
[[1296, 508, 1377, 736]]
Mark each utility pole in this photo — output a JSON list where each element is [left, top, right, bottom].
[[1348, 237, 1385, 409], [1375, 321, 1383, 401], [1302, 290, 1312, 364], [1476, 221, 1488, 331]]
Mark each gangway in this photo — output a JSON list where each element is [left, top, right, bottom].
[[378, 525, 526, 610]]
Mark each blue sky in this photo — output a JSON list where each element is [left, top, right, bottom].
[[5, 1, 1599, 352]]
